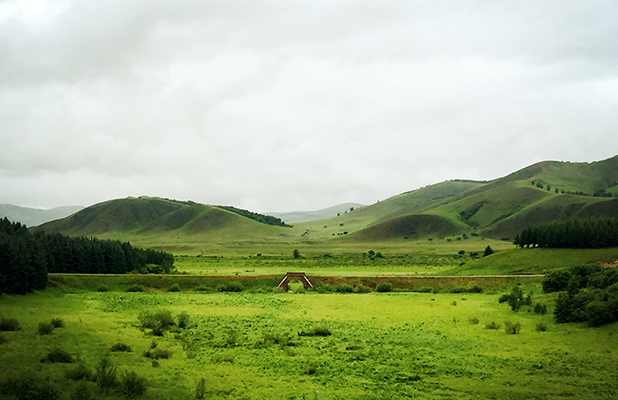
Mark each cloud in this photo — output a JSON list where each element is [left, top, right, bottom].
[[1, 0, 618, 211]]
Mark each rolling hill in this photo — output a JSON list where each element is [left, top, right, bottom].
[[31, 155, 618, 248], [268, 203, 365, 223]]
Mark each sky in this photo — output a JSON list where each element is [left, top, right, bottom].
[[1, 0, 618, 213]]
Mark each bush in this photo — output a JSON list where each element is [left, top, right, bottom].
[[0, 317, 21, 331], [414, 286, 433, 293], [533, 303, 547, 315], [376, 282, 392, 293], [504, 320, 521, 335], [217, 281, 243, 292], [177, 311, 190, 329], [126, 284, 144, 292], [485, 321, 500, 330], [334, 284, 354, 293], [468, 285, 483, 293], [111, 342, 132, 352], [450, 286, 467, 294], [38, 322, 54, 335], [304, 361, 319, 375], [194, 285, 209, 292], [139, 309, 176, 336], [469, 317, 479, 325], [65, 363, 95, 381], [0, 375, 60, 400], [299, 325, 331, 337], [121, 371, 147, 399], [354, 284, 371, 293], [314, 283, 333, 293], [256, 332, 295, 348], [96, 284, 109, 292], [95, 357, 118, 394], [168, 283, 182, 292], [536, 322, 548, 332], [0, 334, 7, 344], [41, 347, 74, 363], [50, 318, 64, 328], [143, 348, 172, 360]]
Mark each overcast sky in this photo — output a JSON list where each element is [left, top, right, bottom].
[[1, 0, 617, 212]]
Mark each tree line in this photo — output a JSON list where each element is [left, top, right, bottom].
[[216, 205, 290, 227], [0, 218, 174, 295], [513, 217, 618, 249]]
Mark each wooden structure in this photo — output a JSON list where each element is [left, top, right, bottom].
[[277, 272, 313, 291]]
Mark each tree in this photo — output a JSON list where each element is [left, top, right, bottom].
[[483, 245, 494, 257], [293, 249, 300, 259]]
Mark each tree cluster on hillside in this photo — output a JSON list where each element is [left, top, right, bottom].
[[513, 218, 618, 249], [216, 205, 290, 227], [543, 265, 618, 327], [0, 218, 174, 295]]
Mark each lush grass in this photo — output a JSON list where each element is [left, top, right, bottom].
[[443, 247, 618, 276], [1, 288, 617, 399]]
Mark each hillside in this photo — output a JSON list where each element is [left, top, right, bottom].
[[325, 155, 618, 242], [33, 197, 290, 247], [0, 204, 83, 227], [31, 155, 618, 248]]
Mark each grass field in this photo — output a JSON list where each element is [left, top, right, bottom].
[[1, 286, 617, 399]]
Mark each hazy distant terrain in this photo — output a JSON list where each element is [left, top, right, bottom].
[[268, 203, 365, 223], [0, 204, 83, 227]]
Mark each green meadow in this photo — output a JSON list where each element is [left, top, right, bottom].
[[1, 285, 617, 399]]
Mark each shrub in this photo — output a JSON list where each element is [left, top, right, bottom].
[[111, 342, 132, 352], [468, 317, 479, 325], [65, 363, 95, 381], [536, 322, 548, 332], [139, 309, 176, 336], [217, 281, 243, 292], [0, 317, 21, 331], [504, 320, 521, 335], [468, 285, 483, 293], [0, 375, 60, 400], [96, 284, 109, 292], [50, 318, 64, 328], [41, 347, 74, 363], [95, 357, 118, 393], [257, 332, 295, 348], [38, 322, 54, 335], [126, 284, 144, 292], [194, 285, 209, 292], [0, 334, 7, 344], [334, 284, 354, 293], [299, 325, 331, 337], [143, 348, 172, 359], [168, 283, 182, 292], [498, 294, 510, 303], [314, 283, 332, 293], [376, 282, 392, 293], [305, 361, 319, 375], [121, 371, 147, 399], [216, 353, 235, 363], [414, 286, 433, 293], [450, 286, 467, 294], [485, 321, 500, 330], [533, 303, 547, 315], [177, 311, 190, 329], [354, 284, 371, 293]]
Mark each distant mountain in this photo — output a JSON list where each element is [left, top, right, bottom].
[[0, 204, 83, 227], [269, 203, 365, 223]]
